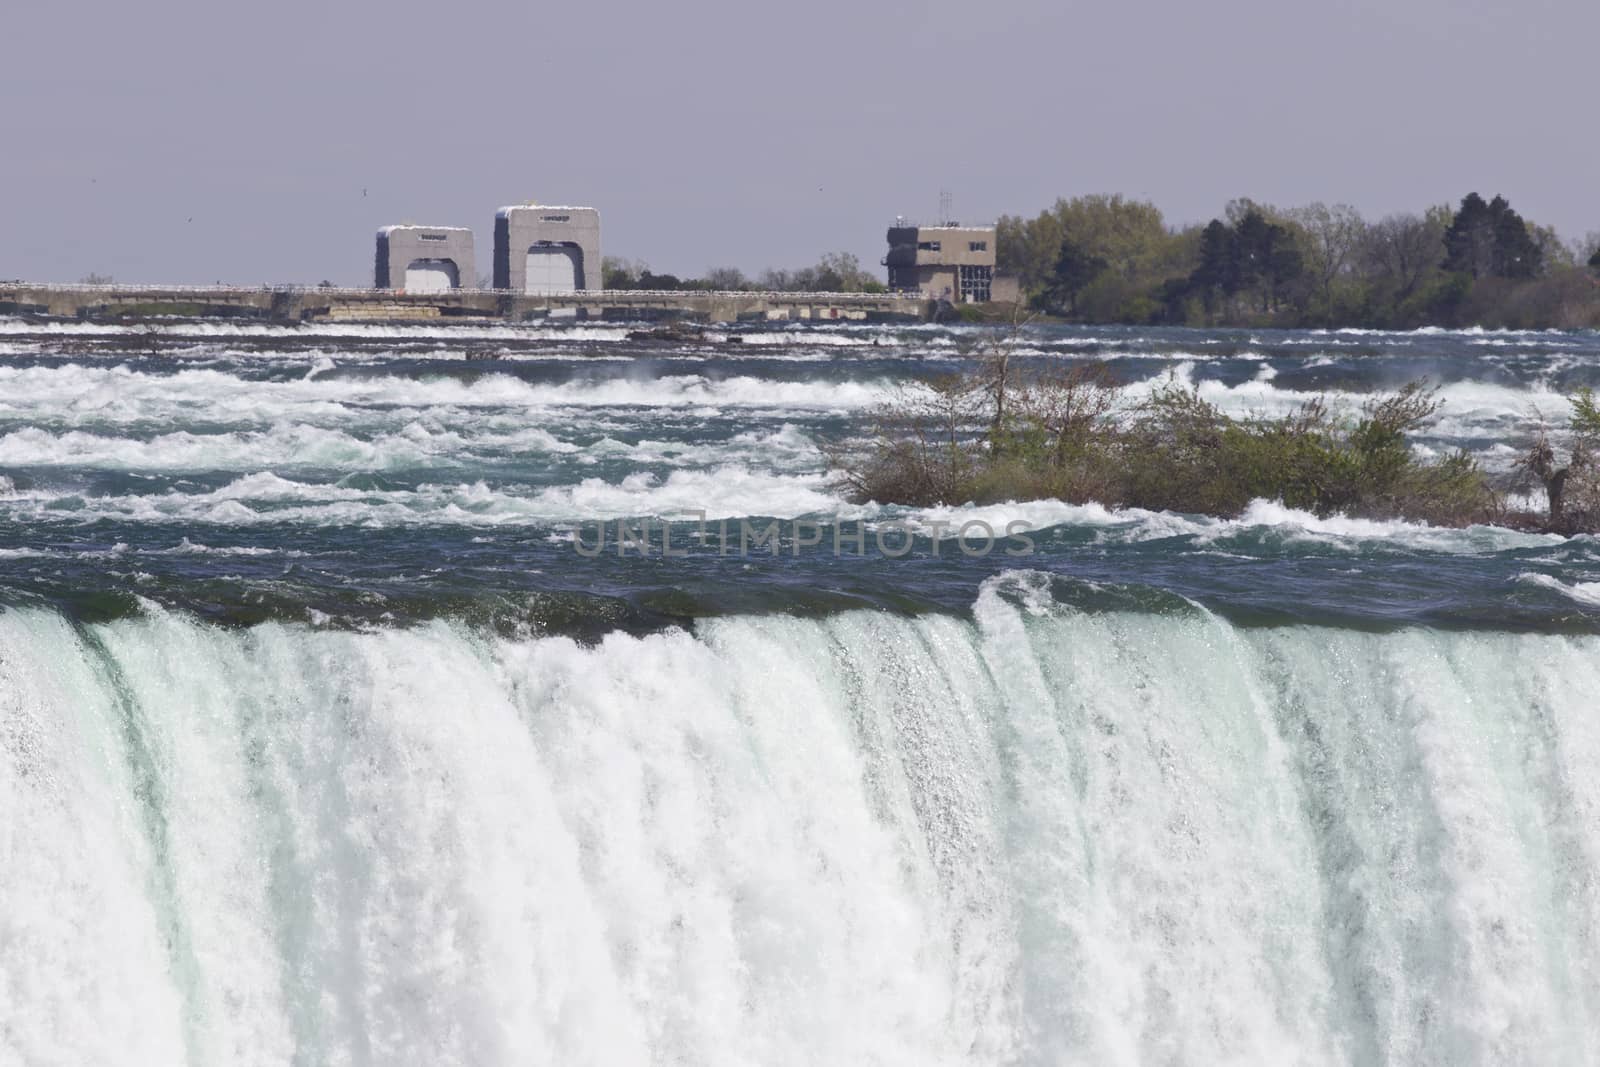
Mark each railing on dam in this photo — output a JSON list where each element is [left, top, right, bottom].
[[1, 282, 920, 303]]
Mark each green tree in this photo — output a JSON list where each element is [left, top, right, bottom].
[[1051, 194, 1169, 280], [702, 266, 750, 291], [1360, 211, 1445, 303], [1289, 202, 1364, 309], [602, 256, 646, 289], [997, 194, 1178, 302], [1047, 238, 1108, 314], [1188, 219, 1237, 312], [1233, 209, 1302, 312], [996, 211, 1066, 292], [1443, 193, 1496, 278], [1529, 224, 1575, 271], [1574, 388, 1600, 438], [636, 270, 684, 290], [1443, 193, 1542, 279], [815, 251, 876, 292], [1492, 199, 1543, 278]]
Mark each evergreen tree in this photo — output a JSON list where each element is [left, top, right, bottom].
[[1443, 193, 1495, 278], [1185, 218, 1248, 316], [1488, 195, 1542, 279], [1590, 246, 1600, 272], [1267, 235, 1305, 309], [1231, 209, 1303, 311], [1443, 193, 1543, 279], [1049, 238, 1108, 314], [1190, 220, 1235, 298], [1232, 211, 1271, 295], [636, 270, 684, 290]]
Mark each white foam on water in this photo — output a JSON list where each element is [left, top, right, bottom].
[[894, 497, 1561, 554], [0, 422, 579, 472], [0, 364, 891, 429], [0, 467, 859, 526], [522, 468, 850, 522], [1515, 571, 1600, 607], [724, 329, 881, 347], [1197, 499, 1563, 553], [2, 460, 1573, 551], [0, 316, 638, 344], [1121, 361, 1580, 438]]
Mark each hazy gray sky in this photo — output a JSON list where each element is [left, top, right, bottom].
[[4, 0, 1596, 286]]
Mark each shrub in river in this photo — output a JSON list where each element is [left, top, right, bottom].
[[1112, 381, 1494, 525], [1515, 387, 1600, 534], [834, 352, 1502, 529], [831, 375, 986, 508]]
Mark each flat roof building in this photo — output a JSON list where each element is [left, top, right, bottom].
[[884, 222, 996, 302], [494, 205, 602, 294], [375, 226, 475, 292]]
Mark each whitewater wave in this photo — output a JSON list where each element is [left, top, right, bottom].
[[1, 344, 1590, 472], [898, 497, 1562, 553], [1516, 571, 1600, 608], [1126, 360, 1579, 439], [0, 467, 856, 526], [0, 364, 890, 428], [0, 422, 578, 472], [3, 455, 1569, 556]]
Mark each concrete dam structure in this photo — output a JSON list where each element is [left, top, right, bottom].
[[493, 206, 602, 295], [374, 226, 475, 293], [5, 200, 931, 324]]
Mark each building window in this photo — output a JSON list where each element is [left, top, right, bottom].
[[918, 241, 941, 252], [969, 240, 987, 252], [959, 265, 992, 303]]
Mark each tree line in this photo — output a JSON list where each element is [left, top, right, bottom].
[[602, 252, 886, 294], [998, 193, 1600, 329]]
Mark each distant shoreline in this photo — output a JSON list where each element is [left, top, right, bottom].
[[5, 281, 1599, 334]]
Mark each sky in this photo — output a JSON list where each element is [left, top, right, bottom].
[[3, 0, 1596, 286]]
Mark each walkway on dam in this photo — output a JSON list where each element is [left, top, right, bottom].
[[0, 283, 932, 324]]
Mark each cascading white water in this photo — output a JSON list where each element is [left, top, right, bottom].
[[4, 575, 1600, 1066]]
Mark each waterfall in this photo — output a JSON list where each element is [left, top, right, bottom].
[[4, 575, 1599, 1065]]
